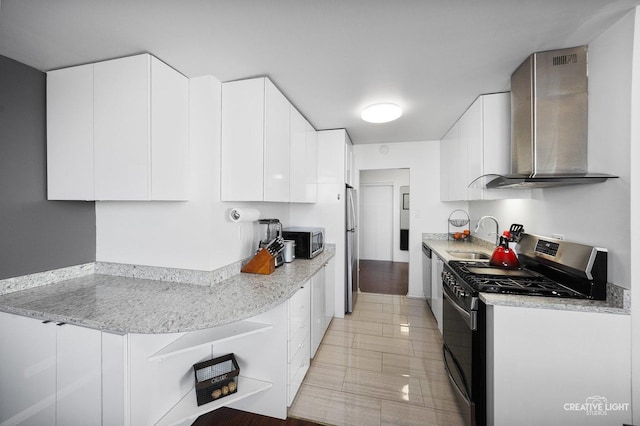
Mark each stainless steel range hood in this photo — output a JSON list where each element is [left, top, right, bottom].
[[486, 46, 617, 189]]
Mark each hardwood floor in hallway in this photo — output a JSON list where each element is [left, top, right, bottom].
[[288, 293, 465, 426], [358, 260, 409, 295]]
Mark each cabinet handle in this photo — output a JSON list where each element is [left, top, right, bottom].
[[42, 320, 52, 324], [55, 322, 66, 326]]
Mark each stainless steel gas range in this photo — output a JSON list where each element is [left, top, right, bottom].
[[441, 233, 608, 426]]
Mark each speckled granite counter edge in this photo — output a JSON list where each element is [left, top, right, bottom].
[[480, 285, 630, 315], [0, 263, 95, 296], [94, 259, 244, 286], [0, 245, 337, 334]]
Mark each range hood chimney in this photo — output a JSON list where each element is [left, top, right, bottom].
[[486, 46, 617, 189]]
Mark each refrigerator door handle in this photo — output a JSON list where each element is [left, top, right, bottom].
[[347, 190, 356, 231]]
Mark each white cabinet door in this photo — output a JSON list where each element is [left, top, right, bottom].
[[221, 77, 292, 202], [290, 107, 318, 203], [150, 56, 189, 200], [304, 122, 318, 202], [101, 332, 128, 426], [287, 282, 311, 406], [310, 267, 325, 358], [316, 129, 347, 184], [0, 312, 56, 426], [324, 257, 335, 330], [462, 99, 483, 200], [440, 122, 457, 201], [478, 93, 529, 200], [94, 54, 150, 200], [488, 305, 631, 426], [221, 78, 265, 201], [56, 323, 102, 426], [0, 313, 102, 426], [264, 79, 291, 202], [47, 64, 95, 200], [290, 106, 307, 202]]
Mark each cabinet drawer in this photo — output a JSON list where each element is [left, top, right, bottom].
[[288, 320, 310, 362], [287, 331, 310, 406], [288, 283, 310, 338], [288, 331, 310, 383]]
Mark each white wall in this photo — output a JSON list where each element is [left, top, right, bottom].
[[360, 168, 410, 263], [353, 141, 467, 298], [95, 75, 290, 270]]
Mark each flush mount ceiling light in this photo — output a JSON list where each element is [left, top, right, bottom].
[[361, 103, 402, 123]]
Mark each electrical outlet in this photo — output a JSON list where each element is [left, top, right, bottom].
[[552, 233, 565, 240]]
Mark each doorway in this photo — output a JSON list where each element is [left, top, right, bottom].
[[359, 184, 393, 261], [358, 169, 409, 295]]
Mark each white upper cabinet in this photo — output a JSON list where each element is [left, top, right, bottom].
[[290, 107, 318, 203], [440, 92, 529, 201], [47, 64, 95, 200], [440, 121, 459, 201], [47, 53, 189, 201], [316, 129, 351, 185], [264, 80, 291, 202], [221, 77, 318, 203], [221, 77, 290, 202]]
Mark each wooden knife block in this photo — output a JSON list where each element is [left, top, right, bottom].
[[241, 248, 275, 275]]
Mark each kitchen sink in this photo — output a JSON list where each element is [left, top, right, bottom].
[[446, 250, 491, 260]]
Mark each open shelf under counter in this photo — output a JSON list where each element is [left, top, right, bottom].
[[154, 376, 273, 426], [148, 321, 273, 362]]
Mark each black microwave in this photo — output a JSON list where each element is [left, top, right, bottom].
[[282, 227, 325, 259]]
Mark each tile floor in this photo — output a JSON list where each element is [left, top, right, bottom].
[[289, 293, 465, 426]]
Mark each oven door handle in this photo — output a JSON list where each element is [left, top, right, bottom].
[[443, 286, 476, 330]]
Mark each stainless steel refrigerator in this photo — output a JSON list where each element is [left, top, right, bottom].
[[346, 184, 359, 313]]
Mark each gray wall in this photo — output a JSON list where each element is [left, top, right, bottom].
[[0, 55, 95, 280]]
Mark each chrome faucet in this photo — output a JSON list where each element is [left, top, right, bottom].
[[475, 216, 500, 246]]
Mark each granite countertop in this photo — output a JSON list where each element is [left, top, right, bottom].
[[422, 234, 629, 314], [0, 248, 335, 334]]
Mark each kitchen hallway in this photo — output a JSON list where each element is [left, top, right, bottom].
[[288, 293, 465, 426], [358, 261, 409, 295]]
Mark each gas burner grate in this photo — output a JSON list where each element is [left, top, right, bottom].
[[447, 261, 585, 298]]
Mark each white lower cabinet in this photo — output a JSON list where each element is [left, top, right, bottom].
[[310, 259, 335, 358], [487, 305, 632, 426], [56, 323, 102, 425], [0, 312, 102, 426], [323, 258, 336, 332], [310, 269, 325, 358], [287, 281, 310, 406]]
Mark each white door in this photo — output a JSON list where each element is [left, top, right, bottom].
[[360, 185, 393, 261]]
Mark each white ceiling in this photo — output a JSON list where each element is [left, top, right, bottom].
[[1, 0, 638, 144]]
